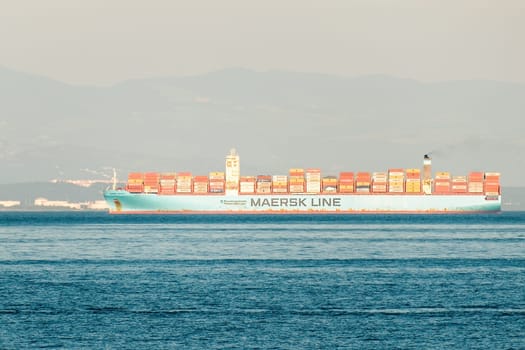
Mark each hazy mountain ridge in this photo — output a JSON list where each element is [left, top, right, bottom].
[[1, 66, 524, 185]]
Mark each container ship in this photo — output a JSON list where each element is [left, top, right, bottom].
[[103, 150, 501, 214]]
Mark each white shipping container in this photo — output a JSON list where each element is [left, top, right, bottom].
[[452, 176, 467, 182], [272, 175, 288, 182], [372, 172, 388, 179]]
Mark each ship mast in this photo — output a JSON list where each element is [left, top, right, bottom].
[[112, 168, 117, 190]]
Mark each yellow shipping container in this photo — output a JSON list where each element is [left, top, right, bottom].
[[435, 172, 451, 179]]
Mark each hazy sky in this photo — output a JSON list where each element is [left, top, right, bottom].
[[1, 0, 524, 85]]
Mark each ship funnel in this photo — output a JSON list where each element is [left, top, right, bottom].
[[423, 154, 432, 194]]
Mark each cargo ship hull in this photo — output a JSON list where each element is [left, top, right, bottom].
[[103, 190, 501, 214]]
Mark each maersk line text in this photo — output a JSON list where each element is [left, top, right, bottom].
[[250, 198, 342, 208]]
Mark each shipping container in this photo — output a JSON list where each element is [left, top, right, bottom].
[[306, 181, 321, 193], [256, 181, 272, 193], [484, 172, 501, 182], [126, 184, 144, 193], [289, 168, 305, 177], [272, 186, 289, 193], [435, 172, 451, 180], [434, 180, 451, 193], [356, 184, 370, 193], [339, 172, 354, 179], [388, 179, 404, 192], [272, 175, 288, 182], [239, 183, 256, 194], [468, 182, 484, 193], [356, 172, 371, 181], [452, 176, 467, 182], [388, 169, 405, 181], [372, 172, 388, 180], [451, 184, 468, 193], [372, 182, 387, 193], [322, 176, 338, 193], [256, 175, 272, 182], [338, 183, 355, 193], [289, 183, 304, 193], [468, 172, 484, 181], [484, 182, 500, 194], [209, 179, 225, 193], [209, 172, 225, 180], [405, 179, 421, 193]]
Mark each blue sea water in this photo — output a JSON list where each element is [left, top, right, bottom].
[[0, 212, 524, 349]]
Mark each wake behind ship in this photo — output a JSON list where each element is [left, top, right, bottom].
[[103, 150, 501, 214]]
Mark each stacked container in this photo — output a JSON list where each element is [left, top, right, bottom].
[[143, 172, 160, 193], [239, 176, 256, 194], [272, 175, 288, 193], [484, 172, 501, 196], [256, 175, 272, 194], [176, 172, 193, 193], [388, 169, 405, 193], [451, 175, 468, 193], [356, 172, 371, 193], [434, 172, 451, 193], [126, 173, 144, 193], [159, 173, 176, 195], [467, 172, 484, 193], [289, 169, 305, 193], [322, 176, 338, 193], [209, 172, 225, 193], [405, 168, 421, 193], [338, 172, 355, 193], [193, 176, 209, 194], [305, 168, 321, 193], [372, 172, 388, 193]]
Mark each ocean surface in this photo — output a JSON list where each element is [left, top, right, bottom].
[[0, 212, 524, 349]]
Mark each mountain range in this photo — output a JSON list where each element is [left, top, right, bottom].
[[1, 66, 524, 185]]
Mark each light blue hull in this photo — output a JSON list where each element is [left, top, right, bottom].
[[103, 190, 501, 214]]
